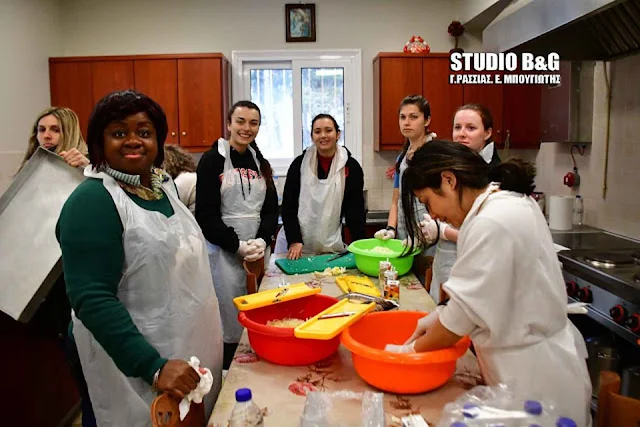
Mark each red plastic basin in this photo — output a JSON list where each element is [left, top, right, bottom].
[[238, 294, 340, 366], [341, 310, 470, 394]]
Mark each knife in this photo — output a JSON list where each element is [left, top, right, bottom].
[[327, 251, 349, 263], [318, 311, 357, 320]]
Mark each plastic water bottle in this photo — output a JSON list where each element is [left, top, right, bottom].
[[573, 195, 584, 226], [229, 388, 264, 427]]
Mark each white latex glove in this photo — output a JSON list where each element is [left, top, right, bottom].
[[384, 342, 416, 354], [237, 241, 256, 258], [244, 249, 265, 262], [404, 306, 444, 345], [439, 221, 450, 241], [401, 236, 415, 247], [247, 238, 267, 252], [374, 228, 395, 240], [419, 214, 439, 244]]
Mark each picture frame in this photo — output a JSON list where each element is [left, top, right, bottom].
[[285, 4, 316, 42]]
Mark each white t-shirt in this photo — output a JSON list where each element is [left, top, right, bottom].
[[174, 171, 197, 215]]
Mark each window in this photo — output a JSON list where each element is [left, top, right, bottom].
[[232, 50, 362, 176]]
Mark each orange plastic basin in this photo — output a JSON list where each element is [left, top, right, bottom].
[[341, 310, 471, 394], [238, 294, 340, 366]]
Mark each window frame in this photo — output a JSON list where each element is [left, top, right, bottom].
[[231, 49, 363, 177]]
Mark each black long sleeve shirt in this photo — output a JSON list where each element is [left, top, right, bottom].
[[195, 140, 279, 253], [281, 148, 366, 247]]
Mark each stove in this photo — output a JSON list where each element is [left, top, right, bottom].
[[556, 232, 640, 349]]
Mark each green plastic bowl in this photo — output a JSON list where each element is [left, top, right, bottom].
[[347, 239, 420, 277]]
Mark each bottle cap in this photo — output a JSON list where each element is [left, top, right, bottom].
[[556, 417, 577, 427], [524, 400, 543, 415], [235, 388, 252, 402]]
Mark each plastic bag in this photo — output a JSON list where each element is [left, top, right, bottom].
[[437, 384, 577, 427], [299, 390, 385, 427]]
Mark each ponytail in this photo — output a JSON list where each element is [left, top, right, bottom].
[[250, 141, 274, 189], [489, 159, 536, 195]]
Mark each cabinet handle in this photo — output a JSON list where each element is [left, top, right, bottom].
[[182, 132, 187, 136], [171, 132, 176, 137]]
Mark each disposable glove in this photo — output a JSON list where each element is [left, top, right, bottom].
[[237, 241, 256, 258], [374, 228, 395, 240], [244, 250, 265, 262], [384, 342, 416, 353], [404, 305, 444, 345], [247, 238, 267, 253], [419, 214, 439, 244]]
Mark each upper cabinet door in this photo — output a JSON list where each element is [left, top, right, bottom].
[[374, 57, 423, 150], [177, 58, 224, 149], [422, 58, 463, 140], [134, 59, 179, 145], [49, 61, 93, 137], [503, 81, 542, 149], [462, 72, 504, 146], [91, 61, 134, 104]]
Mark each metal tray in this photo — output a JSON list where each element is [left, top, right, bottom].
[[0, 147, 85, 322]]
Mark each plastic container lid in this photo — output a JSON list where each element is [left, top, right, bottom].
[[235, 388, 252, 402], [556, 417, 577, 427], [462, 403, 479, 418], [524, 400, 543, 415]]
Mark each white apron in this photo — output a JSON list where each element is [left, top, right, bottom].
[[207, 139, 267, 343], [443, 186, 592, 426], [274, 146, 347, 254], [73, 168, 223, 427], [430, 232, 456, 303]]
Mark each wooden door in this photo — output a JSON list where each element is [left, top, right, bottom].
[[134, 59, 179, 145], [374, 57, 423, 150], [503, 80, 542, 149], [91, 60, 134, 104], [422, 58, 463, 140], [177, 58, 224, 150], [49, 61, 93, 137], [462, 72, 504, 146]]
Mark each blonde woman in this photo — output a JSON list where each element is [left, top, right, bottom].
[[18, 107, 89, 172], [163, 144, 198, 214]]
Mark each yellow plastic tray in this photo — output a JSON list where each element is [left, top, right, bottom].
[[294, 298, 375, 340], [233, 283, 321, 311], [335, 275, 380, 297]]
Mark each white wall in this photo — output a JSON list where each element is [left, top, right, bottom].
[[58, 0, 482, 210], [0, 0, 62, 194]]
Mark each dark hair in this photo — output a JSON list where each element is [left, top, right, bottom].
[[401, 140, 536, 252], [396, 95, 431, 174], [454, 103, 494, 145], [87, 90, 168, 168], [311, 114, 340, 133], [227, 100, 274, 189]]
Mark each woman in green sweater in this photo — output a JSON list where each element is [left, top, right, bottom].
[[56, 90, 223, 426]]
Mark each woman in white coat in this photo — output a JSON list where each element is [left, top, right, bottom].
[[387, 141, 591, 426], [422, 103, 502, 303], [195, 101, 279, 369]]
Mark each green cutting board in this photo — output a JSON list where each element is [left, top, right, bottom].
[[275, 253, 356, 275]]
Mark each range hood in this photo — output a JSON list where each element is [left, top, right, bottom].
[[483, 0, 640, 60]]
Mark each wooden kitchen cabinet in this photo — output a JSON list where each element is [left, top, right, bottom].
[[49, 53, 229, 152], [49, 61, 93, 136], [422, 57, 463, 139], [91, 60, 134, 104], [373, 52, 542, 151], [177, 58, 229, 150], [134, 59, 180, 145], [373, 55, 423, 151]]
